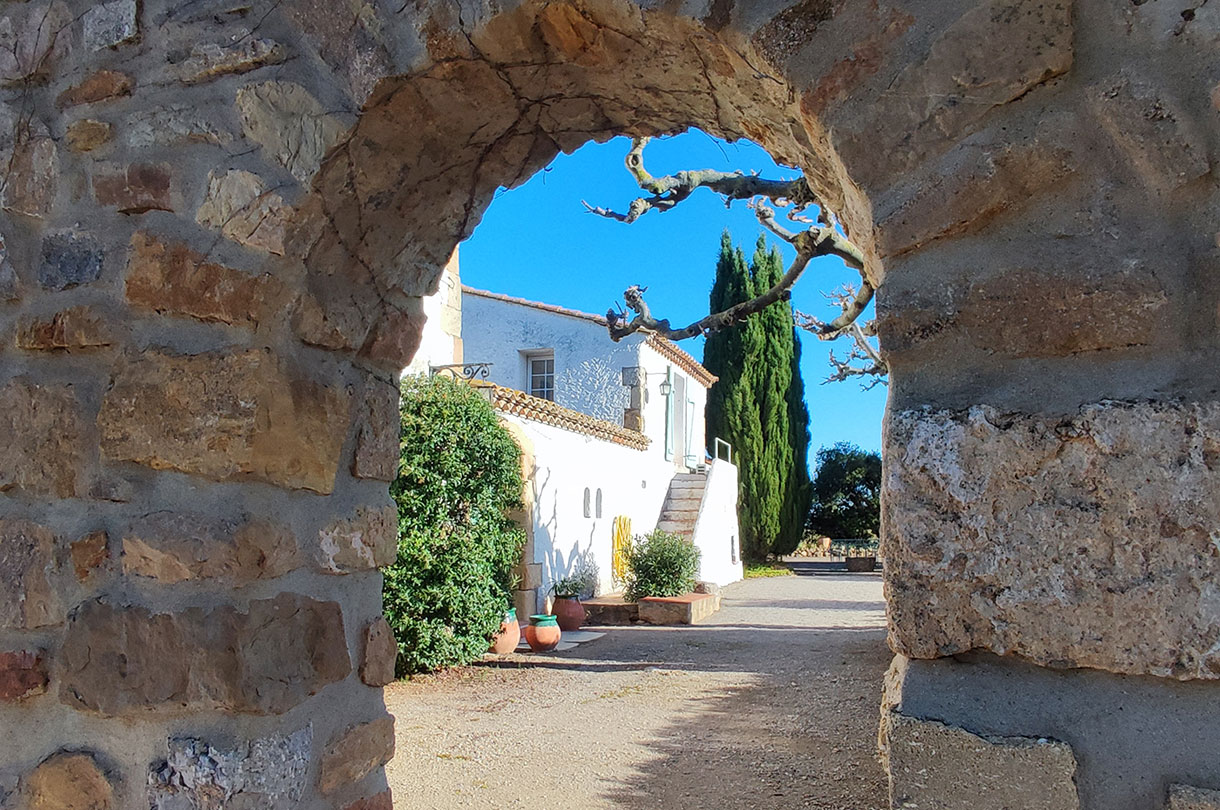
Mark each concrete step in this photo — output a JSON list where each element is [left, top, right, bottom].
[[662, 497, 703, 511], [656, 521, 696, 534]]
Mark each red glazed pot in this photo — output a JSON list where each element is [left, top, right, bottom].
[[525, 614, 561, 652], [552, 596, 585, 632], [488, 608, 520, 654]]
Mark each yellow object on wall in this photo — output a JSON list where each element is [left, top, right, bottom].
[[612, 516, 631, 586]]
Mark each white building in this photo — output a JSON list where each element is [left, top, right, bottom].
[[460, 286, 743, 615]]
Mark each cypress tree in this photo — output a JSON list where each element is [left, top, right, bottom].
[[703, 233, 812, 560]]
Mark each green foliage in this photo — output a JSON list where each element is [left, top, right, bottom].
[[743, 562, 794, 578], [384, 375, 526, 676], [703, 232, 812, 560], [623, 530, 701, 601], [807, 442, 882, 540], [552, 556, 599, 598]]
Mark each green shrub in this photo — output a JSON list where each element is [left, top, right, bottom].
[[624, 530, 701, 601], [384, 375, 526, 676]]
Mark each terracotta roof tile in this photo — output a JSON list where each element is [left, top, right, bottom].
[[475, 382, 650, 451]]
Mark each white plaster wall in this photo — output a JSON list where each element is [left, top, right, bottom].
[[691, 458, 743, 587], [462, 292, 642, 423], [638, 342, 710, 469], [403, 251, 461, 376], [501, 413, 678, 610]]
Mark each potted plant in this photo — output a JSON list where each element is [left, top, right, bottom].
[[487, 606, 520, 654], [550, 557, 598, 631]]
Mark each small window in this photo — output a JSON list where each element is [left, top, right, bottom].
[[595, 489, 603, 518], [528, 354, 555, 401], [583, 487, 591, 518]]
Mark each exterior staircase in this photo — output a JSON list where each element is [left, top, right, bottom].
[[655, 471, 707, 540]]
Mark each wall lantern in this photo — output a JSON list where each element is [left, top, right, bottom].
[[658, 379, 672, 397]]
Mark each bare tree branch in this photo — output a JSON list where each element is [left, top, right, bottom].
[[588, 136, 887, 383]]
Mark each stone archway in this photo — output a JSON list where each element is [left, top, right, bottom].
[[1, 0, 1217, 808]]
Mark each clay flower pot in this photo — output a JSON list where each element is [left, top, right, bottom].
[[488, 608, 520, 654], [525, 614, 561, 652], [552, 596, 586, 631]]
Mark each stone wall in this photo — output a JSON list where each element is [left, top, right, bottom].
[[0, 0, 1217, 807]]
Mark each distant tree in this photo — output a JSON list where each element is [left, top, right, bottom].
[[704, 232, 812, 559], [807, 443, 881, 540]]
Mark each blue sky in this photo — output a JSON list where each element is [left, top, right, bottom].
[[459, 132, 886, 462]]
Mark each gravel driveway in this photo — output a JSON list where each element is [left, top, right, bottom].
[[385, 567, 891, 809]]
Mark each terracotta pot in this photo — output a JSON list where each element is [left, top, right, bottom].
[[845, 556, 877, 573], [552, 596, 585, 631], [525, 614, 561, 652], [488, 608, 520, 654]]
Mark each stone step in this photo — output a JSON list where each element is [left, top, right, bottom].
[[656, 521, 697, 534], [662, 497, 703, 510], [638, 592, 721, 625], [582, 595, 639, 625]]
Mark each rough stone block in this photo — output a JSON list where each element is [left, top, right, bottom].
[[0, 2, 72, 85], [83, 0, 137, 50], [840, 0, 1075, 189], [20, 752, 114, 810], [360, 617, 397, 687], [236, 81, 347, 184], [125, 105, 234, 148], [638, 592, 719, 625], [16, 306, 114, 350], [1092, 76, 1210, 192], [65, 120, 113, 153], [885, 399, 1220, 679], [148, 726, 312, 809], [57, 69, 133, 108], [196, 169, 290, 255], [0, 380, 83, 498], [93, 163, 173, 214], [39, 232, 103, 290], [1170, 785, 1220, 810], [954, 266, 1168, 358], [877, 122, 1076, 257], [98, 349, 351, 494], [0, 519, 62, 634], [881, 712, 1080, 809], [70, 531, 109, 583], [318, 504, 397, 573], [0, 650, 48, 701], [173, 31, 287, 84], [358, 301, 426, 372], [124, 232, 279, 327], [0, 234, 19, 301], [121, 512, 300, 584], [318, 716, 396, 795], [351, 376, 400, 481], [60, 593, 350, 715], [343, 791, 394, 810], [3, 134, 58, 218]]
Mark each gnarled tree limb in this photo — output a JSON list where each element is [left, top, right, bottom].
[[590, 137, 884, 382]]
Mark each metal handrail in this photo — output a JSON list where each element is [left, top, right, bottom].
[[430, 362, 492, 380]]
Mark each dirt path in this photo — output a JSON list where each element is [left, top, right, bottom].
[[385, 567, 891, 809]]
